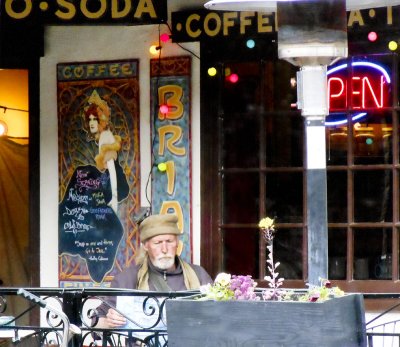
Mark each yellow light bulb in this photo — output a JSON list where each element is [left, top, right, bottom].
[[208, 67, 217, 77], [388, 41, 398, 51], [158, 162, 167, 172], [149, 45, 160, 55]]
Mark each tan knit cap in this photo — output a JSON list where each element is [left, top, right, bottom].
[[139, 214, 181, 242]]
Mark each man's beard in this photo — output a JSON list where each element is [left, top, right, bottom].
[[153, 256, 175, 270]]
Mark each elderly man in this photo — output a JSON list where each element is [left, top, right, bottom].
[[96, 213, 212, 329]]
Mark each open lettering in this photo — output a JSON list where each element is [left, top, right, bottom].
[[327, 62, 391, 111]]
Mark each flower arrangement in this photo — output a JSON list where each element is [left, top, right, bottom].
[[299, 277, 344, 302], [200, 273, 259, 301], [200, 216, 344, 303]]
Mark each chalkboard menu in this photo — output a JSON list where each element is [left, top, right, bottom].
[[59, 164, 124, 283]]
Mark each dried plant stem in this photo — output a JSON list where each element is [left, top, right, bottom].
[[262, 226, 284, 300]]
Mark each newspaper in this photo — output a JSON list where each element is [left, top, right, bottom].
[[116, 296, 167, 341]]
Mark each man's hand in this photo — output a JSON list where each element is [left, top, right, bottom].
[[98, 308, 127, 329]]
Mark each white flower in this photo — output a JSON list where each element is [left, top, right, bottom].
[[214, 272, 231, 286], [258, 217, 275, 230], [199, 284, 212, 294]]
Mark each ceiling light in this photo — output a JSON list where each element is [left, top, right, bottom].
[[0, 120, 8, 136], [204, 0, 400, 12]]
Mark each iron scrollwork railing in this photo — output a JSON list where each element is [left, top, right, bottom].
[[0, 287, 197, 347], [3, 289, 400, 346]]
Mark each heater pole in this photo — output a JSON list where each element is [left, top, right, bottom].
[[297, 65, 329, 285]]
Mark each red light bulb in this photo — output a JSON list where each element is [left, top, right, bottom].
[[228, 73, 239, 83], [159, 104, 169, 114], [368, 31, 378, 42], [160, 33, 170, 42]]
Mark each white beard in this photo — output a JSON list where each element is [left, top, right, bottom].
[[153, 256, 175, 270]]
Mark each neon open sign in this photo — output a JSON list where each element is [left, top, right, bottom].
[[328, 61, 391, 110], [326, 61, 392, 126]]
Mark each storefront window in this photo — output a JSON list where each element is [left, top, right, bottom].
[[274, 228, 303, 280], [328, 228, 347, 280], [327, 171, 347, 223], [354, 228, 392, 280], [354, 170, 393, 222], [201, 42, 400, 291], [222, 227, 260, 278], [223, 172, 259, 224]]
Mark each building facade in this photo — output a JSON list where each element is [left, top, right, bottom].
[[1, 1, 400, 299]]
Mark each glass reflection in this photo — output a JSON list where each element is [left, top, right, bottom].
[[328, 228, 347, 280], [354, 170, 392, 222], [354, 228, 392, 280], [274, 228, 303, 280]]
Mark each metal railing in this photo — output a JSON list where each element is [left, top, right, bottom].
[[365, 293, 400, 347], [0, 287, 195, 346], [1, 288, 400, 346]]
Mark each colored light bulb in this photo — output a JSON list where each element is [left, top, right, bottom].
[[159, 104, 169, 114], [368, 32, 377, 42], [160, 33, 170, 42], [388, 41, 398, 51], [246, 39, 255, 49], [149, 45, 160, 55], [208, 67, 217, 76], [158, 162, 167, 172], [228, 73, 239, 83]]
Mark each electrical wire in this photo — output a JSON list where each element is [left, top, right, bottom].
[[144, 24, 164, 212], [144, 22, 201, 213], [0, 105, 29, 113], [162, 22, 201, 60]]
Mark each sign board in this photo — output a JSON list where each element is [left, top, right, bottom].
[[171, 6, 400, 46], [0, 0, 167, 25], [150, 56, 192, 262]]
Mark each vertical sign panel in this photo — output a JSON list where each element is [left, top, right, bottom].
[[57, 60, 141, 287], [150, 56, 192, 262]]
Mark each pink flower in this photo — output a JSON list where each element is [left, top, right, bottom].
[[309, 293, 320, 302], [230, 275, 258, 301], [324, 280, 332, 288]]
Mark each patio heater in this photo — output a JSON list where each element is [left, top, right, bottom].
[[204, 0, 400, 285]]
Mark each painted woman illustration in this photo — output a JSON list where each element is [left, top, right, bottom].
[[82, 90, 129, 212], [59, 90, 129, 283]]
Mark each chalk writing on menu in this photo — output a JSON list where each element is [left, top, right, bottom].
[[59, 165, 123, 283]]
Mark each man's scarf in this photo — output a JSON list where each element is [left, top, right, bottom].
[[137, 255, 201, 290]]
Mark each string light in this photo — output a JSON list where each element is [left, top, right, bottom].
[[228, 73, 239, 83], [159, 104, 169, 114], [160, 33, 170, 42], [157, 162, 167, 172], [388, 41, 398, 51], [246, 39, 255, 49], [208, 67, 217, 76], [149, 44, 161, 55], [0, 105, 28, 113], [368, 31, 377, 42]]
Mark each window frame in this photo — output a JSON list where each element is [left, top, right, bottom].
[[200, 43, 400, 293]]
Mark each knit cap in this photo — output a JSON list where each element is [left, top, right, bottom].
[[139, 214, 181, 242]]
